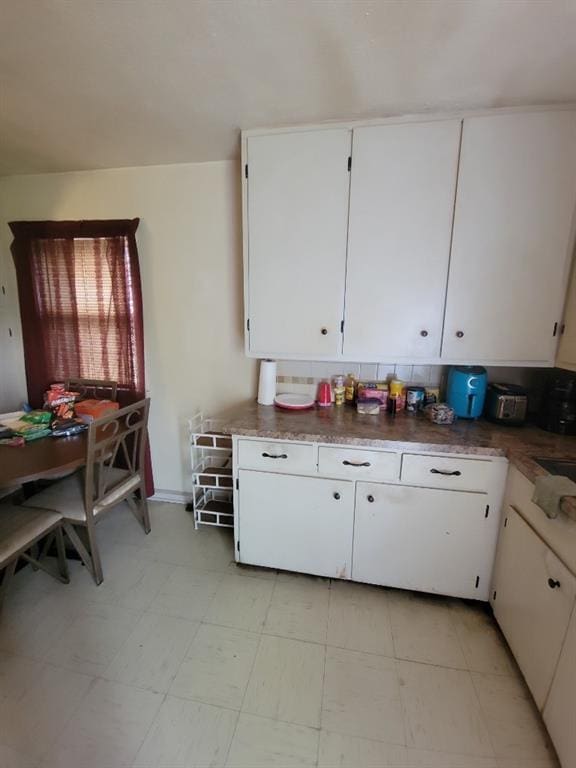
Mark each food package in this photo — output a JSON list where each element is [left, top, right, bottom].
[[356, 399, 381, 415], [21, 409, 52, 425], [424, 403, 456, 425], [75, 399, 119, 423], [44, 383, 79, 420], [357, 381, 388, 410]]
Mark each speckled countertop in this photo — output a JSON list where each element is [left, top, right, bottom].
[[217, 400, 576, 484]]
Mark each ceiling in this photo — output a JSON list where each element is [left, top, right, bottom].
[[1, 0, 576, 175]]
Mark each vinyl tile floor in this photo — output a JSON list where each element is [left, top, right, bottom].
[[0, 502, 559, 768]]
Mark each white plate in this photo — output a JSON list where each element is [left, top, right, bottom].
[[274, 393, 315, 410]]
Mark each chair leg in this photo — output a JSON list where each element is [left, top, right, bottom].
[[63, 522, 104, 586], [139, 481, 151, 534], [55, 527, 70, 583], [0, 559, 17, 611], [30, 543, 40, 571]]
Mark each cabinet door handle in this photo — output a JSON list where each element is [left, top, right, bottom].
[[420, 330, 428, 337], [456, 331, 464, 338], [261, 452, 288, 459], [367, 494, 375, 503], [430, 468, 462, 476], [333, 492, 341, 500], [343, 460, 371, 467], [548, 578, 561, 589], [321, 327, 328, 335]]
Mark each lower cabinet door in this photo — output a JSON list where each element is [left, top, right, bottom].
[[237, 470, 354, 579], [544, 603, 576, 768], [352, 482, 493, 599], [492, 506, 576, 709]]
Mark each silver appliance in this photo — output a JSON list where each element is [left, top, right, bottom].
[[485, 383, 528, 425]]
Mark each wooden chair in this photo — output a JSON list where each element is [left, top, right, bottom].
[[0, 504, 69, 609], [65, 378, 118, 401], [24, 399, 150, 585]]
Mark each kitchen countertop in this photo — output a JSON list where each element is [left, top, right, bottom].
[[217, 400, 576, 485]]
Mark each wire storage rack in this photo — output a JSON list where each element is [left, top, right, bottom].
[[188, 412, 233, 529]]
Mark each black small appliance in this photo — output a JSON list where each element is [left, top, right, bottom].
[[539, 370, 576, 435]]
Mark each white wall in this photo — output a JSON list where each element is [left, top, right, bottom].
[[0, 161, 257, 496]]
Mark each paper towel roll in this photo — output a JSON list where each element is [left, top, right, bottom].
[[257, 359, 277, 405]]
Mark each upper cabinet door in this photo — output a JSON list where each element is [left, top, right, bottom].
[[442, 111, 576, 364], [245, 130, 351, 357], [342, 120, 461, 360]]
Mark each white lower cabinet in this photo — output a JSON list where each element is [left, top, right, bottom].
[[352, 482, 494, 599], [491, 506, 576, 709], [237, 470, 354, 579], [543, 604, 576, 768]]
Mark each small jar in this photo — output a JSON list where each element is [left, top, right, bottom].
[[333, 375, 345, 406]]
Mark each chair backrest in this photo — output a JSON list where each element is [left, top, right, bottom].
[[65, 378, 118, 401], [83, 398, 150, 519]]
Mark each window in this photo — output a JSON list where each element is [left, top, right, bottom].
[[9, 219, 145, 409]]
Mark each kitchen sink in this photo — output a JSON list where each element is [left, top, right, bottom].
[[534, 457, 576, 483]]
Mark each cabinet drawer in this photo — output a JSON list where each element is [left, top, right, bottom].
[[318, 446, 400, 481], [401, 453, 492, 491], [237, 439, 315, 474]]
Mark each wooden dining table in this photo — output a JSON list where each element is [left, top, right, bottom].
[[0, 433, 88, 490]]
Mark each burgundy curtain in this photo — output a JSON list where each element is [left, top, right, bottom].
[[10, 219, 154, 496]]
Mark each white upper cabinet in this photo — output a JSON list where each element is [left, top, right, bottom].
[[442, 111, 576, 364], [245, 129, 351, 357], [343, 120, 461, 359]]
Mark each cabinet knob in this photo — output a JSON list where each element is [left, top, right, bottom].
[[367, 494, 374, 503], [321, 327, 328, 335], [548, 578, 561, 589], [456, 330, 464, 338], [333, 492, 341, 500], [420, 330, 428, 337]]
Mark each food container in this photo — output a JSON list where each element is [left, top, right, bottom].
[[316, 380, 332, 407], [424, 387, 440, 406], [75, 399, 120, 423], [357, 399, 381, 415], [333, 375, 345, 406], [357, 381, 388, 411], [424, 403, 456, 425], [406, 386, 426, 413]]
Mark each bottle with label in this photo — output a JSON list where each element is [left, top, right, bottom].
[[333, 375, 345, 406], [344, 373, 357, 405]]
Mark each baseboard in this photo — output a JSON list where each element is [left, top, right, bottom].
[[151, 489, 190, 505]]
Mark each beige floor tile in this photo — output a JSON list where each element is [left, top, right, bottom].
[[0, 652, 42, 699], [398, 661, 493, 757], [169, 623, 260, 709], [132, 696, 238, 768], [226, 713, 319, 767], [322, 646, 405, 745], [0, 663, 93, 760], [243, 634, 325, 728], [45, 602, 142, 676], [205, 574, 274, 632], [0, 744, 39, 768], [451, 603, 516, 676], [142, 519, 234, 572], [41, 679, 163, 768], [147, 566, 225, 621], [319, 730, 408, 767], [228, 562, 278, 581], [103, 612, 199, 693], [389, 591, 467, 669], [405, 749, 498, 767], [327, 581, 395, 657], [264, 577, 330, 643], [472, 672, 556, 761], [0, 591, 81, 661]]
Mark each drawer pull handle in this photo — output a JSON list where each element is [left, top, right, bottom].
[[430, 468, 461, 476], [367, 494, 375, 503], [548, 578, 561, 589], [262, 452, 288, 459], [333, 492, 341, 500], [343, 460, 371, 467]]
